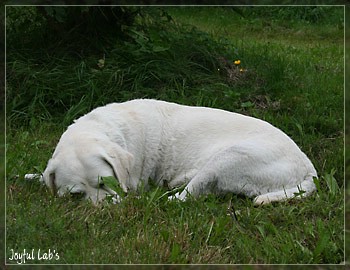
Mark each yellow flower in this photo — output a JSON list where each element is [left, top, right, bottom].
[[234, 60, 241, 65], [97, 59, 105, 68]]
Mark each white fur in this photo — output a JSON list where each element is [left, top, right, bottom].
[[42, 99, 317, 204]]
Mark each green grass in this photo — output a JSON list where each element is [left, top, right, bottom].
[[6, 129, 344, 264], [6, 6, 344, 264]]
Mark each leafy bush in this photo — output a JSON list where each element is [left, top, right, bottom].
[[6, 7, 239, 127], [7, 6, 139, 51]]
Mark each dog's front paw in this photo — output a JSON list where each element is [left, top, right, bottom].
[[168, 192, 187, 201], [110, 194, 122, 204], [168, 192, 179, 201]]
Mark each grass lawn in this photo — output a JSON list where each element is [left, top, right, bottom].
[[5, 6, 344, 264]]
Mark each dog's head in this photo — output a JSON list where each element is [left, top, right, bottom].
[[42, 132, 133, 204]]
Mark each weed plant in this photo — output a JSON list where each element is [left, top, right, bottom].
[[6, 6, 344, 264]]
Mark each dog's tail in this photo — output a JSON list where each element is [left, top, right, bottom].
[[253, 175, 317, 205]]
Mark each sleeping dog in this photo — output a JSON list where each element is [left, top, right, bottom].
[[41, 99, 317, 204]]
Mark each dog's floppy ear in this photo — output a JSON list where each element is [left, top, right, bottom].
[[101, 143, 134, 193]]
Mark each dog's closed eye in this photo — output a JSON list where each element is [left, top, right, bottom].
[[68, 185, 86, 199]]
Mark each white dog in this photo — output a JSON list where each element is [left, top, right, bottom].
[[41, 99, 317, 205]]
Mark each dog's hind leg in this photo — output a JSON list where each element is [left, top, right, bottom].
[[253, 176, 317, 205]]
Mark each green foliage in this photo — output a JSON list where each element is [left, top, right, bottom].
[[7, 6, 139, 50], [6, 6, 238, 126], [100, 176, 126, 200]]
